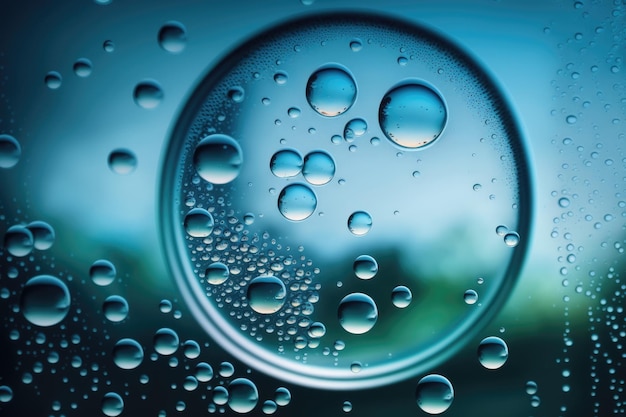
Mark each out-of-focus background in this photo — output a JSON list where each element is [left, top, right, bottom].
[[0, 0, 624, 416]]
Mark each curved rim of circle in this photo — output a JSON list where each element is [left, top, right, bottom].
[[159, 10, 534, 390]]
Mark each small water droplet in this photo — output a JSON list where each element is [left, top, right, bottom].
[[227, 86, 245, 103], [477, 336, 509, 369], [530, 395, 541, 407], [103, 295, 129, 322], [195, 362, 214, 382], [45, 71, 62, 89], [205, 262, 229, 285], [349, 38, 363, 51], [274, 71, 288, 85], [159, 299, 173, 313], [0, 134, 21, 168], [184, 208, 215, 238], [415, 374, 454, 414], [4, 225, 34, 257], [193, 134, 243, 184], [566, 115, 577, 124], [73, 58, 93, 77], [218, 361, 235, 377], [270, 149, 303, 178], [302, 151, 335, 185], [391, 285, 412, 308], [343, 118, 367, 141], [90, 259, 117, 286], [307, 322, 326, 338], [463, 289, 478, 305], [274, 387, 291, 406], [287, 107, 301, 118], [503, 231, 520, 247], [277, 184, 317, 221], [153, 328, 180, 355], [306, 65, 356, 117], [353, 255, 378, 279], [227, 378, 259, 413], [558, 197, 570, 208], [108, 149, 137, 174], [350, 361, 362, 373], [158, 21, 187, 53], [525, 380, 538, 395], [101, 392, 124, 417], [0, 386, 13, 403], [213, 386, 229, 405], [247, 276, 286, 314], [338, 292, 378, 334], [112, 338, 144, 369], [133, 80, 163, 109], [25, 220, 55, 250], [347, 211, 372, 236], [343, 401, 353, 412], [20, 275, 70, 327], [183, 340, 201, 359], [379, 81, 447, 149], [103, 40, 115, 52]]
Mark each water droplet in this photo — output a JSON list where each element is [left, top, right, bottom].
[[287, 107, 301, 118], [0, 134, 21, 168], [306, 65, 356, 117], [133, 80, 164, 109], [108, 149, 137, 174], [25, 220, 55, 250], [391, 285, 412, 308], [219, 361, 235, 377], [379, 81, 447, 149], [45, 71, 62, 89], [213, 386, 229, 405], [353, 255, 378, 279], [158, 21, 187, 53], [101, 392, 124, 417], [103, 40, 115, 52], [343, 401, 353, 412], [463, 289, 478, 305], [558, 197, 570, 208], [193, 134, 243, 184], [3, 225, 34, 257], [159, 299, 173, 313], [103, 295, 129, 322], [525, 380, 538, 395], [112, 338, 144, 369], [277, 183, 317, 221], [307, 321, 326, 338], [343, 118, 367, 141], [530, 395, 540, 407], [195, 362, 214, 382], [477, 336, 509, 369], [227, 378, 259, 413], [565, 115, 577, 124], [338, 292, 378, 334], [183, 376, 199, 391], [262, 400, 278, 414], [270, 149, 303, 178], [347, 211, 372, 236], [273, 387, 291, 406], [0, 386, 13, 403], [415, 374, 454, 415], [153, 328, 180, 355], [397, 56, 408, 66], [228, 86, 245, 103], [273, 71, 288, 85], [205, 262, 229, 285], [20, 275, 70, 327], [503, 231, 520, 247], [182, 340, 201, 359], [73, 58, 93, 77], [184, 208, 215, 238], [349, 38, 363, 51], [90, 259, 117, 286], [247, 275, 286, 314], [302, 151, 335, 185]]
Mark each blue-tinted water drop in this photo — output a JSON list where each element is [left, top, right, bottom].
[[338, 292, 378, 334], [306, 65, 356, 117], [247, 276, 286, 314], [193, 134, 243, 184], [0, 134, 21, 168], [20, 275, 70, 327]]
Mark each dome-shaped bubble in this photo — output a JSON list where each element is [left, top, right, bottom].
[[26, 221, 55, 250], [4, 225, 34, 257], [415, 374, 454, 414], [112, 338, 144, 369], [158, 21, 187, 53], [227, 378, 259, 413], [477, 336, 509, 369], [133, 80, 163, 109], [90, 259, 117, 286], [108, 149, 137, 174], [153, 328, 180, 355], [20, 275, 70, 327], [103, 295, 129, 322], [101, 392, 124, 417], [160, 12, 531, 390]]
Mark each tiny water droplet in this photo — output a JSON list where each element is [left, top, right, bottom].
[[347, 211, 372, 236], [108, 149, 137, 174], [158, 21, 187, 53], [353, 255, 378, 279], [20, 275, 70, 327], [247, 276, 286, 314], [45, 71, 62, 89], [306, 65, 356, 117], [379, 81, 446, 149], [184, 208, 215, 238], [302, 151, 335, 185], [477, 336, 508, 369], [153, 328, 180, 355], [103, 295, 129, 322], [415, 374, 454, 414], [112, 338, 144, 369], [90, 259, 117, 286], [0, 134, 21, 168], [338, 292, 378, 334], [277, 184, 317, 221], [193, 134, 243, 184]]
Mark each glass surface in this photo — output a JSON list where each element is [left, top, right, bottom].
[[0, 0, 624, 416]]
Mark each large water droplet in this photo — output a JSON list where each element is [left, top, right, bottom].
[[158, 21, 187, 53], [73, 58, 93, 77], [3, 225, 34, 257], [347, 211, 372, 236], [302, 151, 335, 185], [153, 328, 180, 355], [247, 276, 286, 314], [101, 392, 124, 417], [391, 285, 412, 308], [20, 275, 70, 327], [133, 80, 164, 109], [45, 71, 62, 89], [415, 374, 454, 414], [270, 149, 302, 178], [338, 292, 378, 334], [26, 221, 55, 250], [277, 183, 317, 221], [112, 338, 144, 369], [477, 336, 509, 369], [108, 149, 137, 174], [103, 295, 129, 322], [227, 378, 259, 413], [0, 134, 21, 168], [184, 208, 215, 238], [379, 81, 447, 149], [90, 259, 117, 286], [353, 255, 378, 279], [193, 134, 243, 184], [205, 262, 229, 285], [306, 65, 356, 117]]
